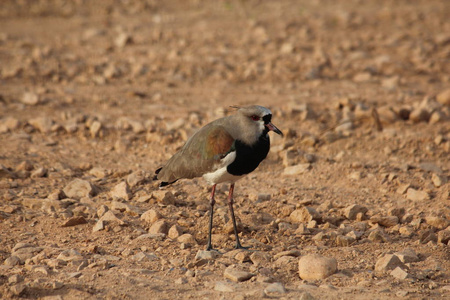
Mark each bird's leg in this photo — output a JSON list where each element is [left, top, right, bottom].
[[206, 184, 216, 251], [227, 184, 249, 250]]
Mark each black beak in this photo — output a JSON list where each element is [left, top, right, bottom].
[[265, 122, 283, 136]]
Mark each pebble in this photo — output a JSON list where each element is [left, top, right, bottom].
[[168, 224, 183, 239], [141, 209, 163, 224], [8, 274, 24, 284], [283, 163, 311, 175], [92, 220, 105, 232], [99, 210, 125, 225], [195, 250, 220, 260], [30, 167, 47, 178], [148, 220, 169, 235], [10, 283, 26, 296], [375, 254, 406, 273], [431, 173, 446, 187], [409, 108, 430, 123], [264, 282, 286, 295], [177, 234, 197, 246], [4, 256, 21, 266], [394, 248, 420, 263], [396, 183, 410, 195], [436, 88, 450, 106], [290, 207, 321, 223], [28, 117, 54, 133], [223, 266, 254, 282], [111, 201, 139, 216], [63, 179, 96, 199], [127, 171, 146, 187], [370, 216, 399, 227], [89, 167, 108, 179], [368, 230, 388, 243], [61, 216, 87, 227], [0, 116, 19, 133], [298, 254, 337, 280], [425, 216, 449, 229], [21, 92, 40, 105], [406, 188, 429, 201], [110, 181, 132, 200], [390, 267, 410, 280], [274, 249, 301, 259], [57, 249, 83, 262], [152, 190, 176, 205], [214, 281, 236, 292], [89, 120, 102, 138], [250, 251, 271, 266], [437, 230, 450, 244], [344, 204, 368, 220], [132, 252, 158, 262], [115, 32, 132, 48]]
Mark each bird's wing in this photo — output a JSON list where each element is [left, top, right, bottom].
[[156, 124, 235, 185]]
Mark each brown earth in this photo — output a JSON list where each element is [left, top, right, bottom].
[[0, 0, 449, 299]]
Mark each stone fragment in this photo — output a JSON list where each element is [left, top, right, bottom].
[[409, 108, 430, 123], [127, 171, 146, 187], [425, 216, 449, 229], [370, 216, 399, 227], [89, 120, 102, 138], [89, 167, 108, 178], [283, 163, 311, 175], [148, 220, 168, 235], [63, 179, 96, 199], [152, 190, 175, 205], [0, 117, 20, 133], [115, 32, 132, 48], [132, 252, 158, 262], [110, 181, 131, 200], [223, 266, 254, 282], [343, 204, 368, 220], [30, 167, 47, 178], [375, 254, 405, 273], [99, 210, 125, 225], [4, 256, 21, 266], [29, 117, 53, 133], [390, 267, 410, 280], [298, 254, 337, 280], [336, 235, 356, 246], [195, 250, 220, 260], [21, 92, 40, 105], [264, 282, 286, 295], [437, 230, 450, 244], [214, 281, 236, 292], [10, 283, 26, 296], [274, 249, 301, 259], [57, 249, 83, 262], [436, 88, 450, 106], [168, 224, 183, 239], [111, 200, 139, 216], [406, 188, 429, 201], [250, 251, 271, 266], [290, 207, 321, 223], [141, 209, 163, 224], [368, 230, 388, 243], [431, 173, 447, 187], [61, 216, 87, 227], [8, 274, 23, 284], [394, 249, 420, 263], [396, 184, 410, 195], [177, 234, 197, 246]]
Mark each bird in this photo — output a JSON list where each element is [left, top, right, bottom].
[[155, 105, 283, 250]]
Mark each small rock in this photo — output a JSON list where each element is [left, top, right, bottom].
[[396, 183, 410, 195], [250, 251, 271, 266], [375, 254, 405, 273], [177, 234, 197, 246], [368, 229, 388, 243], [264, 282, 286, 295], [127, 171, 146, 187], [10, 283, 26, 296], [61, 216, 87, 227], [343, 204, 368, 220], [425, 216, 449, 229], [63, 179, 96, 199], [437, 230, 450, 244], [223, 266, 254, 282], [4, 256, 21, 266], [436, 88, 450, 106], [8, 274, 24, 284], [148, 220, 169, 235], [89, 120, 102, 138], [298, 254, 337, 280], [336, 235, 356, 246], [283, 163, 311, 175], [29, 117, 53, 133], [110, 181, 132, 200], [214, 281, 236, 292], [431, 173, 447, 187], [274, 249, 301, 259], [97, 205, 109, 218], [89, 167, 108, 178], [195, 250, 220, 260], [152, 190, 175, 205], [168, 225, 183, 239], [99, 210, 125, 225], [390, 267, 410, 280], [290, 207, 321, 223], [115, 32, 132, 48], [21, 92, 40, 105], [111, 200, 139, 216], [370, 216, 399, 227], [409, 108, 430, 123], [132, 252, 158, 262], [30, 167, 47, 178], [57, 249, 83, 262], [406, 188, 429, 201], [299, 292, 316, 300], [394, 248, 420, 263], [141, 209, 163, 224]]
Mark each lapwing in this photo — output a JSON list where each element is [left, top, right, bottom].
[[155, 105, 283, 250]]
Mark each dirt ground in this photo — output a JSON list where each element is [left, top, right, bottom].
[[0, 0, 449, 299]]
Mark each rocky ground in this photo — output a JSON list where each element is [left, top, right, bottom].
[[0, 0, 449, 299]]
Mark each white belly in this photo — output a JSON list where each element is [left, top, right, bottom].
[[202, 151, 245, 185]]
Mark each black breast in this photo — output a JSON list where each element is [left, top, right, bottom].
[[227, 133, 270, 176]]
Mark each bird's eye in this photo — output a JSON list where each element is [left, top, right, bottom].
[[250, 115, 260, 121]]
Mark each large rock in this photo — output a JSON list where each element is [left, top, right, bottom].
[[63, 179, 96, 199], [298, 254, 337, 280]]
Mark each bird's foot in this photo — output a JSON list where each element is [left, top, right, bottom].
[[235, 243, 250, 250]]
